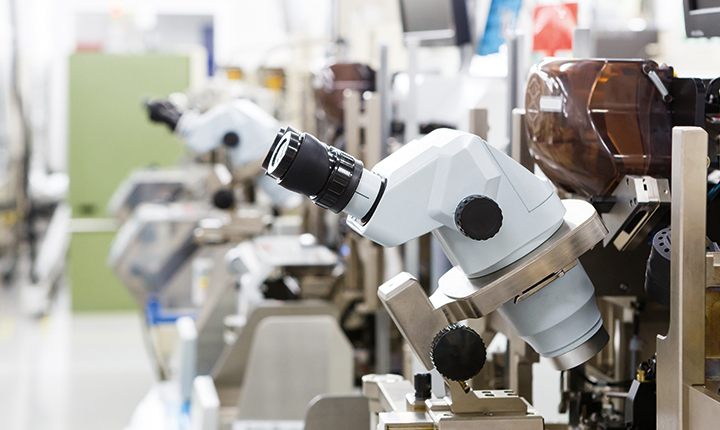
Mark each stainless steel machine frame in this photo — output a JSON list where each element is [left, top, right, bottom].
[[342, 87, 392, 374], [363, 374, 544, 430], [601, 175, 671, 251], [656, 127, 720, 429]]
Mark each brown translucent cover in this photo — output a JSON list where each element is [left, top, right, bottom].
[[525, 59, 673, 197], [313, 63, 375, 126]]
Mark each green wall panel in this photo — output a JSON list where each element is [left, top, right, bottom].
[[68, 54, 191, 311], [68, 54, 189, 218], [69, 231, 137, 312]]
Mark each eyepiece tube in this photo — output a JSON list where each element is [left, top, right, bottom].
[[145, 98, 183, 131], [263, 127, 384, 220]]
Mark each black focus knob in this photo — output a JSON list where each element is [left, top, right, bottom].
[[431, 324, 486, 381], [213, 189, 235, 210], [454, 195, 503, 241], [223, 131, 240, 147]]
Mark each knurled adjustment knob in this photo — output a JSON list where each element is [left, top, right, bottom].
[[213, 189, 235, 210], [454, 195, 503, 241], [223, 131, 240, 147], [430, 324, 486, 381], [313, 147, 360, 212]]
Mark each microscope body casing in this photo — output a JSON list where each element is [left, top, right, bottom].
[[347, 129, 608, 371], [176, 99, 297, 207], [348, 129, 567, 278]]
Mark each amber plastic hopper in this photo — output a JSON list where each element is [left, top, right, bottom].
[[525, 59, 675, 197], [313, 63, 375, 127]]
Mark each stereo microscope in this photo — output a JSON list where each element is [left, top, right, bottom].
[[262, 126, 610, 426], [146, 98, 296, 208]]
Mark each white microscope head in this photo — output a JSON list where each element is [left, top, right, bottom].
[[263, 127, 609, 372], [146, 98, 298, 209], [175, 99, 279, 168], [347, 129, 567, 278], [265, 127, 566, 278]]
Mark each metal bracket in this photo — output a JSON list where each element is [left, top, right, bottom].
[[601, 175, 671, 251], [368, 374, 543, 430], [445, 382, 528, 415], [378, 199, 606, 370], [438, 199, 606, 315]]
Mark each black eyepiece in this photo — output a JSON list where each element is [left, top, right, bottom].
[[263, 127, 364, 213], [145, 99, 183, 131]]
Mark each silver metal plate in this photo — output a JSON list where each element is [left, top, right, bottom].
[[435, 200, 607, 318], [545, 324, 610, 370], [601, 175, 670, 251]]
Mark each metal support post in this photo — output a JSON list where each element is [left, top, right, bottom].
[[378, 45, 390, 159], [511, 108, 534, 170], [656, 127, 708, 430], [489, 313, 538, 403], [469, 107, 489, 140], [506, 32, 525, 146], [343, 90, 362, 159], [362, 89, 390, 373]]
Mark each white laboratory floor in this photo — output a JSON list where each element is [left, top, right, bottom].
[[0, 282, 156, 430]]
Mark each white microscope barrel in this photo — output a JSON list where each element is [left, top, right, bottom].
[[496, 262, 609, 370], [342, 169, 383, 221]]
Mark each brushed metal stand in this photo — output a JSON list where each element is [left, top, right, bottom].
[[657, 127, 720, 429]]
